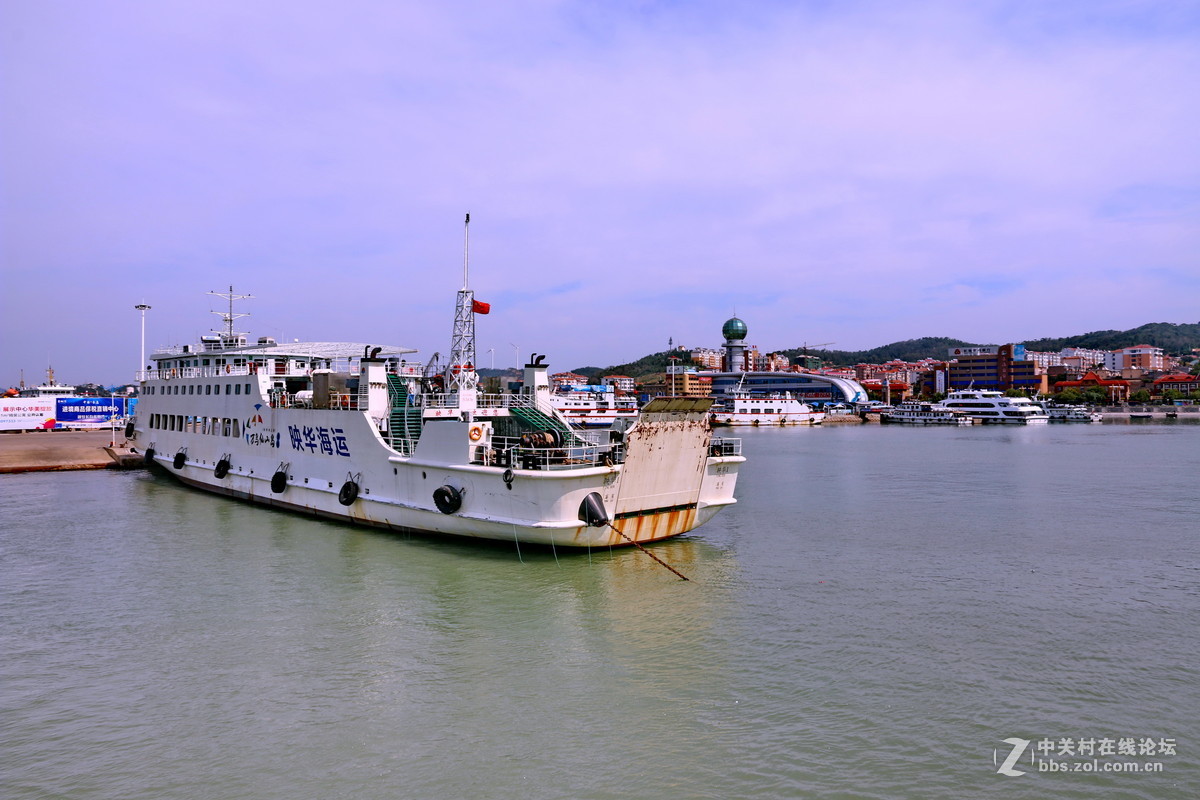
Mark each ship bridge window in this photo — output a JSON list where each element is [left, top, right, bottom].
[[205, 385, 211, 395], [235, 384, 241, 395], [225, 385, 232, 395], [244, 383, 251, 394]]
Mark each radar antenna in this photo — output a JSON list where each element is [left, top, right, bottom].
[[208, 285, 254, 339], [446, 213, 478, 393]]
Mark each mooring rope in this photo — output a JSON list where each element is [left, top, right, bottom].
[[604, 521, 689, 581]]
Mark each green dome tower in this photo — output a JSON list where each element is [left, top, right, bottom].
[[722, 317, 748, 372]]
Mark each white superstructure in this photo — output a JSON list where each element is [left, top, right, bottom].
[[942, 389, 1050, 424]]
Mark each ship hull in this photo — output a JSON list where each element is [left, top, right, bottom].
[[136, 393, 740, 548]]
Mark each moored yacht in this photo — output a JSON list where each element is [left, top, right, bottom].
[[881, 400, 973, 425], [1040, 403, 1104, 423], [942, 389, 1050, 424]]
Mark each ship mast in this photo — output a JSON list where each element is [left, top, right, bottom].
[[207, 286, 253, 345], [447, 214, 478, 394]]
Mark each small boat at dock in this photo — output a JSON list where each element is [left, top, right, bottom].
[[880, 400, 973, 425]]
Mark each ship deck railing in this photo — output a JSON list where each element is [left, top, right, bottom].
[[138, 362, 426, 382], [475, 435, 626, 470]]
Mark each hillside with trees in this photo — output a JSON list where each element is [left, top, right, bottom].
[[572, 322, 1200, 378], [1020, 322, 1200, 354]]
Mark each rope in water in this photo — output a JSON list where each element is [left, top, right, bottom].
[[604, 521, 689, 581]]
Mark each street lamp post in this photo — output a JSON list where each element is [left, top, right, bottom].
[[135, 303, 151, 379]]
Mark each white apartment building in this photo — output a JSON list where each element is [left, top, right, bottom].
[[1108, 345, 1166, 372]]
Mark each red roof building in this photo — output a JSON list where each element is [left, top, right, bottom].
[[1152, 374, 1200, 395], [1052, 371, 1131, 401]]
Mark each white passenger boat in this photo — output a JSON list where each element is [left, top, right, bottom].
[[128, 231, 743, 549], [880, 400, 973, 425], [709, 385, 824, 426], [1042, 403, 1103, 423], [942, 389, 1050, 424], [550, 384, 639, 428]]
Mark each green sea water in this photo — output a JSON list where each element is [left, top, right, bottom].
[[3, 421, 1197, 799]]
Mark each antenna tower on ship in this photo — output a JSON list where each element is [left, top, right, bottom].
[[447, 214, 479, 393], [208, 286, 253, 345]]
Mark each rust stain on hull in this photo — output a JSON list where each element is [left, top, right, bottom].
[[606, 506, 698, 546]]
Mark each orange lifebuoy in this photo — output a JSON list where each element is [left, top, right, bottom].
[[468, 425, 483, 441], [225, 365, 231, 374]]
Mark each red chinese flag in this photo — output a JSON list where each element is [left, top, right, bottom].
[[472, 299, 491, 314]]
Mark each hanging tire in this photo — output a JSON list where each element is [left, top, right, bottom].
[[270, 471, 288, 494], [173, 452, 186, 470], [433, 485, 462, 514], [338, 480, 359, 506], [124, 421, 135, 438], [143, 447, 155, 466], [214, 458, 230, 479]]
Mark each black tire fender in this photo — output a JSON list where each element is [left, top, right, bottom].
[[338, 480, 359, 506], [433, 485, 462, 514]]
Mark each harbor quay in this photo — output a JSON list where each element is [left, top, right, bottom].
[[0, 430, 141, 474]]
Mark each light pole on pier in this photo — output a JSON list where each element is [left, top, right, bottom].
[[135, 303, 151, 378]]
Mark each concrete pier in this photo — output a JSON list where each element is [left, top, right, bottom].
[[0, 431, 143, 474]]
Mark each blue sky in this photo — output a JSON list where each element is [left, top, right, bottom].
[[2, 0, 1198, 386]]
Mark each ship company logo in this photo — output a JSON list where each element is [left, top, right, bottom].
[[244, 404, 281, 448]]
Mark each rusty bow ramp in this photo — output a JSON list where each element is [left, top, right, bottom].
[[609, 397, 714, 544]]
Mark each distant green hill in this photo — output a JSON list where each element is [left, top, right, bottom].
[[1020, 322, 1200, 354], [574, 322, 1200, 378], [779, 337, 980, 366]]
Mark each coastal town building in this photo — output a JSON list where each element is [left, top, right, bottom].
[[1109, 345, 1166, 372], [688, 348, 724, 369], [754, 352, 790, 372], [1025, 350, 1063, 371], [640, 365, 712, 398], [1051, 371, 1131, 402], [1061, 347, 1109, 373], [918, 345, 1046, 395], [550, 372, 589, 391], [1152, 373, 1200, 397], [602, 375, 636, 393]]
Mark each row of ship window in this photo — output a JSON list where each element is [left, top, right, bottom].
[[148, 383, 255, 396], [148, 413, 243, 437]]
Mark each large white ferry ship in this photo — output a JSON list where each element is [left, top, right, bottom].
[[941, 389, 1050, 424], [129, 234, 743, 549]]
